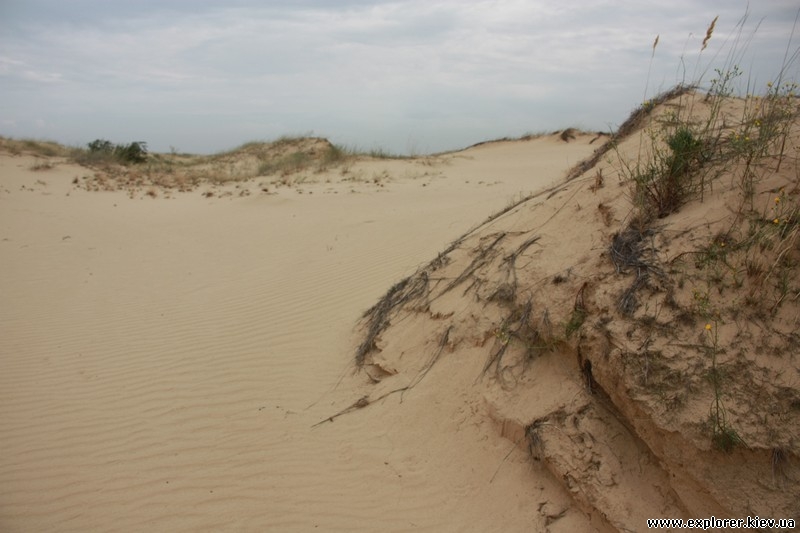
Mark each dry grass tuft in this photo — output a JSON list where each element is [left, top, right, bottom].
[[597, 203, 614, 226], [560, 128, 577, 142], [589, 169, 604, 192]]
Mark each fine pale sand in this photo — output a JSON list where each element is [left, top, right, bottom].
[[0, 134, 599, 531]]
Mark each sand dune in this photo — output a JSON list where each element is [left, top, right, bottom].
[[5, 95, 797, 532], [347, 92, 800, 531], [0, 134, 599, 531]]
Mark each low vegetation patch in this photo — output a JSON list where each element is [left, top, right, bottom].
[[80, 139, 149, 164]]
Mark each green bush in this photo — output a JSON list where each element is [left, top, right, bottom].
[[113, 141, 148, 164], [631, 126, 709, 219], [86, 139, 148, 164], [87, 139, 114, 154]]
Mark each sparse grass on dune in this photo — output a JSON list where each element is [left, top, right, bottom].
[[459, 128, 605, 154], [605, 13, 800, 453], [0, 135, 364, 195], [0, 136, 71, 158], [0, 135, 364, 194], [2, 123, 607, 197], [4, 130, 587, 195]]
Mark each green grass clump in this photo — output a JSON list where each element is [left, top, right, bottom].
[[630, 125, 709, 218], [565, 308, 587, 338]]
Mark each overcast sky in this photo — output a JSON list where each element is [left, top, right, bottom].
[[1, 1, 798, 155]]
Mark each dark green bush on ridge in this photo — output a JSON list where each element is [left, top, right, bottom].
[[87, 138, 148, 164]]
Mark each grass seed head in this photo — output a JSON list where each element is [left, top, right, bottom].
[[701, 16, 718, 51]]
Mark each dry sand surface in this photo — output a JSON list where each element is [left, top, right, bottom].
[[0, 133, 602, 531]]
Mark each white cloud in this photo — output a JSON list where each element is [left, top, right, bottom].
[[0, 0, 798, 153]]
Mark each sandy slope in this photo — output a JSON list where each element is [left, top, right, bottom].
[[0, 134, 598, 532], [350, 92, 800, 532]]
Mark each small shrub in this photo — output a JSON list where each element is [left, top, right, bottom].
[[87, 139, 114, 154], [84, 139, 148, 165]]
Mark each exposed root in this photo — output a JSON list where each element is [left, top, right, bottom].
[[442, 232, 506, 295], [482, 298, 535, 381], [499, 235, 541, 295], [610, 226, 665, 316], [355, 273, 429, 366], [311, 387, 410, 428], [405, 326, 453, 393]]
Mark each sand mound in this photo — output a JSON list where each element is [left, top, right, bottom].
[[351, 91, 800, 530]]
